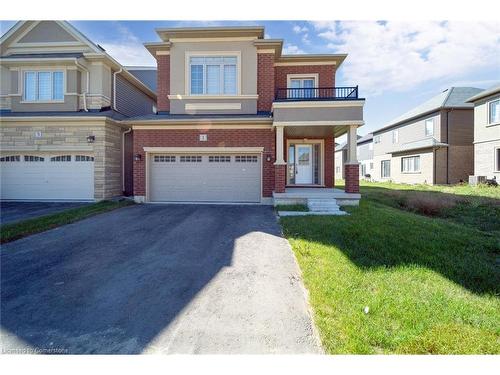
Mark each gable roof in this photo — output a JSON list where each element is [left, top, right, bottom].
[[374, 87, 483, 134], [466, 83, 500, 103], [126, 66, 157, 93]]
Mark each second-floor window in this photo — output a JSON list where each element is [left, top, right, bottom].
[[374, 135, 381, 144], [425, 118, 434, 136], [489, 99, 499, 125], [392, 130, 399, 143], [289, 77, 316, 98], [189, 56, 237, 95], [24, 71, 64, 101]]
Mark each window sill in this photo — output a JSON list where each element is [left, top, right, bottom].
[[20, 100, 65, 104], [168, 94, 258, 100], [401, 172, 421, 174], [486, 122, 500, 127]]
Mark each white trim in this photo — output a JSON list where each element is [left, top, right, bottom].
[[274, 61, 337, 66], [272, 100, 364, 109], [169, 37, 257, 42], [184, 51, 241, 96], [286, 73, 319, 87], [273, 120, 364, 127], [168, 94, 258, 100], [156, 51, 170, 56], [143, 147, 264, 153], [21, 69, 66, 102], [131, 124, 272, 130], [185, 102, 241, 111], [256, 49, 276, 54]]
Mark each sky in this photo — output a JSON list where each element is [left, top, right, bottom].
[[1, 20, 499, 139]]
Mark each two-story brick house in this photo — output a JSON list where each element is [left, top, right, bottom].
[[0, 21, 156, 201], [372, 87, 481, 185], [128, 26, 365, 205]]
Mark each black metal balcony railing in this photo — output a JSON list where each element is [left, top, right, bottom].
[[275, 86, 359, 101]]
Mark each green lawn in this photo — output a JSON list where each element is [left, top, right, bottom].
[[1, 200, 134, 244], [280, 181, 500, 354]]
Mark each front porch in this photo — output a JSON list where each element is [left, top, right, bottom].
[[273, 187, 361, 207]]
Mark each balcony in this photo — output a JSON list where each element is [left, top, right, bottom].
[[272, 86, 365, 138], [275, 86, 361, 102]]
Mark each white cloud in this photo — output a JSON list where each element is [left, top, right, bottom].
[[312, 21, 500, 95], [98, 22, 155, 66], [282, 44, 305, 54], [293, 25, 309, 34]]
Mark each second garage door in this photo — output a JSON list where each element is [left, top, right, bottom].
[[149, 153, 261, 203]]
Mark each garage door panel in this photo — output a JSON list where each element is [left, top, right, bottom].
[[150, 154, 261, 203], [1, 154, 94, 201]]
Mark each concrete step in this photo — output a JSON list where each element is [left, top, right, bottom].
[[307, 198, 342, 213]]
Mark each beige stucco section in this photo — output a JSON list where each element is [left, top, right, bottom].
[[472, 93, 500, 178], [0, 119, 127, 200], [168, 40, 258, 114]]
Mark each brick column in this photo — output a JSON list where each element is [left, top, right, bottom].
[[345, 164, 360, 193], [156, 54, 170, 113], [257, 53, 275, 112], [275, 164, 286, 193]]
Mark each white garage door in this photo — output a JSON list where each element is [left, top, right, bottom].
[[0, 154, 94, 201], [149, 153, 261, 203]]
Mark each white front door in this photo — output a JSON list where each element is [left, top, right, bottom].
[[295, 145, 313, 184]]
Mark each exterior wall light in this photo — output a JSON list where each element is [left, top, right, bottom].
[[134, 154, 142, 161], [86, 135, 95, 143], [266, 156, 272, 162]]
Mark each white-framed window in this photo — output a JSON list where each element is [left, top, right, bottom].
[[360, 164, 366, 176], [374, 135, 381, 144], [235, 155, 258, 163], [392, 129, 399, 143], [180, 155, 202, 163], [208, 155, 231, 163], [75, 155, 95, 162], [288, 76, 316, 99], [381, 160, 391, 178], [401, 156, 420, 173], [153, 155, 175, 163], [50, 155, 71, 162], [370, 162, 374, 170], [0, 155, 20, 162], [23, 71, 64, 101], [495, 147, 500, 172], [425, 118, 434, 136], [24, 155, 44, 162], [488, 99, 500, 125], [189, 56, 237, 95]]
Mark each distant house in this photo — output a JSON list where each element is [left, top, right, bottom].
[[334, 134, 372, 180], [372, 87, 482, 185], [466, 84, 500, 182]]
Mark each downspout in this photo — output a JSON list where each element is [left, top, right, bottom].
[[122, 127, 132, 194], [75, 60, 89, 112], [113, 67, 123, 111]]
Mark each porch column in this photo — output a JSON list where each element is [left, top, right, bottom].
[[345, 125, 360, 193], [274, 125, 286, 193]]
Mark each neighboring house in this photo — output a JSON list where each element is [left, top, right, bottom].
[[1, 23, 365, 205], [0, 21, 156, 201], [466, 84, 500, 181], [372, 87, 482, 185], [126, 26, 365, 204], [334, 134, 370, 180]]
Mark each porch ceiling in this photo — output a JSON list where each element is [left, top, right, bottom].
[[284, 125, 349, 138]]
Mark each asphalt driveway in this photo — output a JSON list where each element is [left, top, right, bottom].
[[1, 202, 91, 225], [1, 204, 321, 354]]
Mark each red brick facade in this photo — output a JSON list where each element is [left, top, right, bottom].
[[257, 53, 275, 112], [156, 55, 170, 112], [133, 129, 276, 197], [275, 65, 336, 91], [344, 164, 360, 193], [274, 164, 286, 193]]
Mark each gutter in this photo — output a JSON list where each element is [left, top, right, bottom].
[[74, 60, 89, 112]]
